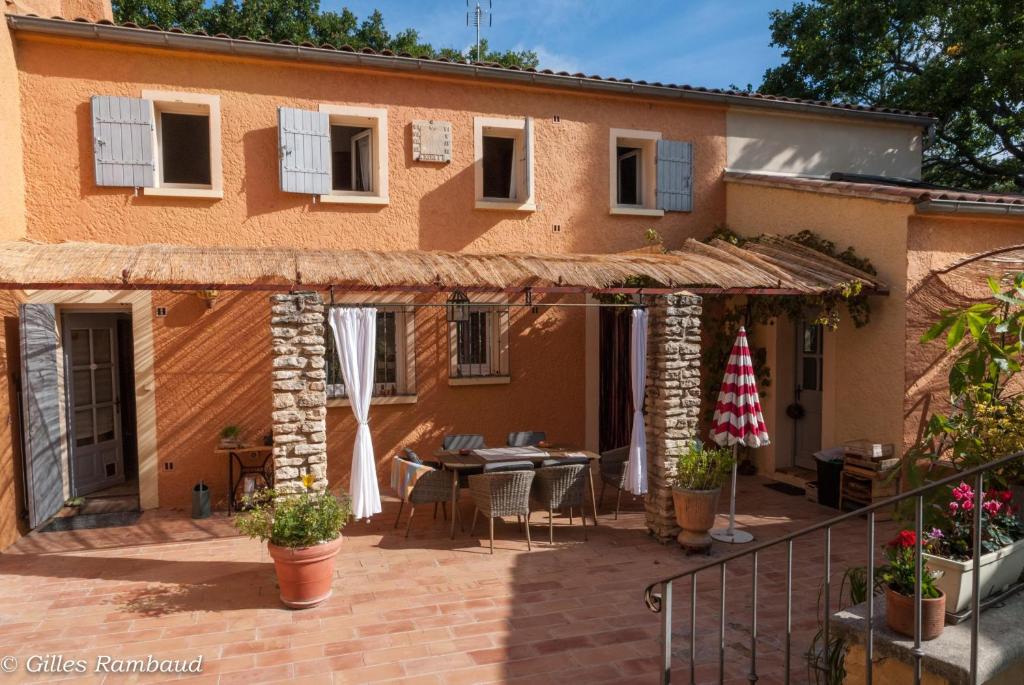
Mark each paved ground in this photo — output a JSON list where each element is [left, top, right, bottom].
[[0, 476, 891, 684]]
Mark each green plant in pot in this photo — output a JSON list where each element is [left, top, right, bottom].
[[219, 425, 242, 448], [879, 530, 945, 640], [670, 440, 733, 552], [235, 474, 351, 609]]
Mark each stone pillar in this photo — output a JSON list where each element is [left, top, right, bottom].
[[644, 293, 703, 542], [270, 293, 328, 494]]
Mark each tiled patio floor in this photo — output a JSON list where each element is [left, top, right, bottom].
[[0, 476, 891, 684]]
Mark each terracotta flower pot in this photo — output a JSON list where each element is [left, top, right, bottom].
[[267, 536, 343, 609], [884, 586, 946, 641], [672, 487, 721, 552]]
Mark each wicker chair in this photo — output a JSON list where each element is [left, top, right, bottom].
[[392, 458, 452, 538], [531, 464, 589, 543], [468, 468, 535, 553], [507, 431, 546, 447], [598, 446, 631, 519]]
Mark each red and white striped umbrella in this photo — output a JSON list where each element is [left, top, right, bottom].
[[711, 327, 770, 449], [709, 326, 768, 545]]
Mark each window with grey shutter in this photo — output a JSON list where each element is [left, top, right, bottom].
[[91, 96, 155, 188], [278, 107, 332, 195], [656, 139, 693, 212], [19, 304, 65, 528]]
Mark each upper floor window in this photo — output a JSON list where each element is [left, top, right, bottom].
[[609, 128, 693, 216], [144, 91, 222, 199], [278, 105, 388, 205], [325, 305, 414, 401], [474, 117, 535, 211]]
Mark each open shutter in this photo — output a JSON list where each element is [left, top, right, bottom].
[[522, 117, 533, 202], [655, 140, 693, 212], [19, 304, 65, 528], [91, 95, 155, 188], [278, 107, 332, 195]]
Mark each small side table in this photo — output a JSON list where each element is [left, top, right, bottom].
[[216, 446, 274, 513]]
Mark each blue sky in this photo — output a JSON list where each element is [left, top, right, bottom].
[[326, 1, 790, 89]]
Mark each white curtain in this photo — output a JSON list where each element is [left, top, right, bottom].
[[328, 307, 381, 520], [624, 308, 648, 495]]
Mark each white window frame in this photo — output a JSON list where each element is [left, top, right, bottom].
[[325, 297, 415, 407], [609, 128, 663, 217], [474, 116, 536, 212], [142, 90, 223, 199], [448, 297, 510, 386], [319, 104, 389, 205]]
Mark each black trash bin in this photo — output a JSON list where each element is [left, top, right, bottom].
[[813, 448, 844, 509], [192, 481, 211, 519]]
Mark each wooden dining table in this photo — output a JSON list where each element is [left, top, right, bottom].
[[432, 447, 601, 539]]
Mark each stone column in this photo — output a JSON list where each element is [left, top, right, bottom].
[[644, 293, 703, 542], [270, 293, 328, 494]]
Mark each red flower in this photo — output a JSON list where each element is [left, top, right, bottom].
[[999, 490, 1014, 504], [889, 530, 917, 549]]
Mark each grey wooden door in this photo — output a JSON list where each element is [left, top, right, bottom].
[[64, 315, 124, 495], [793, 319, 824, 470], [20, 304, 65, 528]]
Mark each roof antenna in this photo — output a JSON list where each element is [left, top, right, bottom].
[[466, 0, 493, 62]]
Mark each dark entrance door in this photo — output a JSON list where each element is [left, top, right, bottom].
[[599, 307, 633, 453]]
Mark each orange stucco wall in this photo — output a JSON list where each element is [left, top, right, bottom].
[[6, 32, 728, 519], [726, 183, 913, 472]]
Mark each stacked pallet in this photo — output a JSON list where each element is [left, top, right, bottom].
[[840, 440, 898, 509]]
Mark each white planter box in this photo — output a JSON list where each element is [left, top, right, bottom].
[[924, 538, 1024, 614]]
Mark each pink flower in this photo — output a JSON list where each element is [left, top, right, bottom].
[[963, 498, 975, 512], [949, 501, 959, 513], [984, 500, 1003, 516]]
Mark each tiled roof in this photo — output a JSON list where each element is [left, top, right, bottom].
[[724, 172, 1024, 210], [6, 13, 937, 126]]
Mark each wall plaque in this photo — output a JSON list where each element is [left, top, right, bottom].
[[412, 120, 452, 163]]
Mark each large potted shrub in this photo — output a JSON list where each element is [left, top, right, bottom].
[[922, 482, 1024, 614], [670, 440, 733, 552], [880, 530, 946, 640], [236, 477, 351, 609]]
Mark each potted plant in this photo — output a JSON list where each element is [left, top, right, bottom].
[[922, 482, 1024, 614], [879, 530, 945, 640], [235, 475, 351, 609], [219, 425, 243, 449], [670, 440, 733, 552]]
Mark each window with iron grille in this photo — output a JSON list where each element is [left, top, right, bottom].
[[325, 306, 414, 398], [449, 305, 509, 380]]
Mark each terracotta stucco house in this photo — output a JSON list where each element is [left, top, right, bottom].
[[1, 0, 1022, 549]]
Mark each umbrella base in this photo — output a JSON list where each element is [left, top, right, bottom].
[[710, 527, 754, 544]]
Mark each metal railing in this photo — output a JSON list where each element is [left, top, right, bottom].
[[643, 450, 1024, 685]]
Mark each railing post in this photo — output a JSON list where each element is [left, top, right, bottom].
[[913, 496, 923, 685], [720, 562, 727, 685], [866, 510, 875, 685], [785, 540, 792, 685], [971, 473, 983, 684], [823, 527, 831, 658], [661, 580, 673, 685], [690, 575, 697, 685], [749, 551, 758, 684]]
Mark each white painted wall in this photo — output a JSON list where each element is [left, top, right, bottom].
[[727, 109, 924, 180]]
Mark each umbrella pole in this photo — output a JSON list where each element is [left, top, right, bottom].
[[726, 445, 738, 535], [710, 444, 753, 544]]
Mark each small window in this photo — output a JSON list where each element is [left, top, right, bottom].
[[449, 304, 510, 382], [482, 136, 516, 199], [474, 117, 535, 211], [320, 105, 388, 205], [609, 128, 660, 215], [325, 306, 414, 399], [142, 90, 222, 198], [160, 112, 211, 185]]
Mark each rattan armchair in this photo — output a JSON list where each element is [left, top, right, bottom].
[[468, 468, 535, 553], [392, 458, 452, 538], [598, 446, 631, 519], [531, 464, 589, 543]]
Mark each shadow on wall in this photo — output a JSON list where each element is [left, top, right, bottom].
[[154, 291, 273, 510], [1, 305, 27, 546], [729, 135, 913, 180]]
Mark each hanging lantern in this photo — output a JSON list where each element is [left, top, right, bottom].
[[446, 290, 471, 323]]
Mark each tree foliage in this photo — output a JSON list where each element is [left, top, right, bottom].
[[762, 1, 1024, 192], [113, 0, 538, 68]]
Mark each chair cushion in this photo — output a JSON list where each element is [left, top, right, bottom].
[[482, 460, 535, 473], [443, 434, 486, 450], [540, 456, 590, 467], [507, 431, 547, 447]]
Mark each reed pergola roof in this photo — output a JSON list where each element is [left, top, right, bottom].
[[0, 236, 886, 296]]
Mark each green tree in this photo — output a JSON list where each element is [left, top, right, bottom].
[[113, 0, 537, 68], [762, 1, 1024, 192]]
